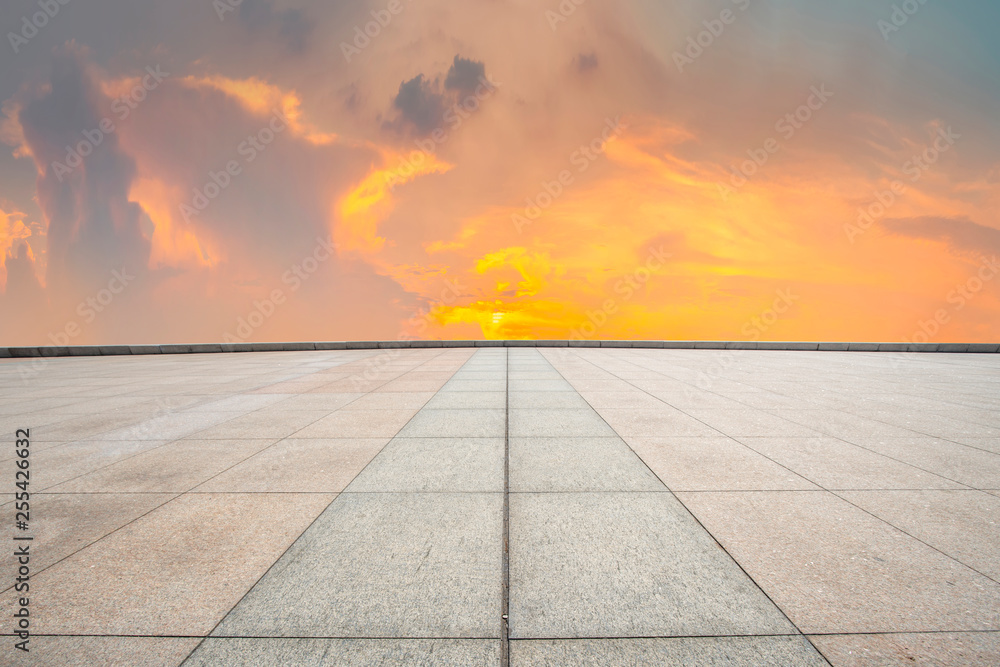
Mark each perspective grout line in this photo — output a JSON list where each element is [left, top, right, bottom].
[[501, 347, 511, 666]]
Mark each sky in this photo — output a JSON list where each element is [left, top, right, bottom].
[[0, 0, 998, 345]]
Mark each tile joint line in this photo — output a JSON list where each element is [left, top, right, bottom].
[[555, 348, 837, 666], [501, 346, 511, 666]]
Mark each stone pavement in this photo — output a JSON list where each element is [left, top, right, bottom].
[[1, 347, 999, 665]]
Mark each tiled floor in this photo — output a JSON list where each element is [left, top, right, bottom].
[[2, 347, 999, 665]]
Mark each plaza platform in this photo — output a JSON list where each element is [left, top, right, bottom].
[[2, 346, 999, 665]]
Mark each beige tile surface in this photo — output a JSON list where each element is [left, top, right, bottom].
[[678, 490, 1000, 633], [627, 436, 818, 491], [272, 393, 363, 410], [338, 392, 435, 411], [187, 410, 330, 439], [735, 437, 964, 490], [511, 636, 828, 666], [195, 438, 390, 492], [293, 409, 418, 438], [1, 492, 175, 579], [858, 437, 1000, 489], [810, 632, 1000, 667], [47, 438, 279, 492], [0, 493, 334, 635], [682, 409, 821, 437], [23, 439, 173, 489], [838, 489, 1000, 580], [3, 346, 999, 667], [594, 407, 719, 437], [23, 637, 202, 667]]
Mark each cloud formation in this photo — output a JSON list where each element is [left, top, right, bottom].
[[238, 0, 312, 54], [386, 55, 491, 136], [390, 74, 448, 135], [15, 45, 150, 302], [444, 56, 487, 95], [0, 0, 997, 345], [882, 216, 1000, 257], [574, 53, 600, 73]]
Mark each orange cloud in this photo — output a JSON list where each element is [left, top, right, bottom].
[[177, 75, 338, 145], [373, 111, 998, 343], [127, 178, 218, 270], [2, 2, 997, 346], [335, 152, 452, 255], [0, 207, 37, 290]]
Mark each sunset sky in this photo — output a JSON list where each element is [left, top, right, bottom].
[[1, 0, 998, 345]]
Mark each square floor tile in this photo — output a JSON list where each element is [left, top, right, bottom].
[[595, 407, 719, 437], [213, 492, 502, 638], [628, 437, 818, 491], [857, 437, 1000, 489], [340, 392, 435, 410], [46, 439, 277, 493], [510, 437, 662, 492], [810, 632, 1000, 667], [509, 391, 591, 409], [397, 409, 505, 438], [509, 492, 795, 638], [0, 493, 334, 635], [25, 637, 201, 667], [294, 410, 418, 438], [195, 438, 390, 493], [735, 437, 963, 490], [510, 636, 828, 666], [423, 391, 506, 409], [678, 490, 1000, 633], [509, 409, 615, 437], [187, 638, 500, 666], [0, 492, 174, 576], [837, 490, 1000, 580], [24, 439, 173, 489], [189, 410, 330, 439], [682, 409, 821, 437], [347, 438, 503, 492]]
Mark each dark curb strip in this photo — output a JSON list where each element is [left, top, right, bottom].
[[1, 341, 998, 358]]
